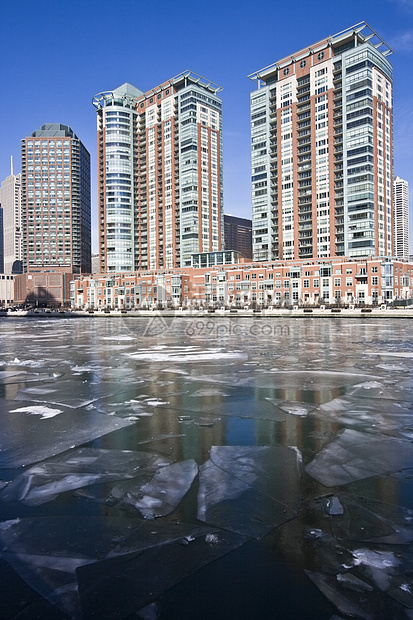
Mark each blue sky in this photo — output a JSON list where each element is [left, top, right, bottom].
[[1, 0, 412, 251]]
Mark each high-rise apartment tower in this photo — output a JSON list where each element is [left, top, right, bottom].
[[21, 124, 91, 273], [393, 176, 409, 260], [93, 71, 223, 273], [249, 22, 393, 262], [0, 158, 22, 274]]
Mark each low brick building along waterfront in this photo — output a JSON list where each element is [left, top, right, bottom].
[[71, 255, 413, 310]]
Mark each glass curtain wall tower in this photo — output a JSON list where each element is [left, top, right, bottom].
[[93, 71, 224, 273], [249, 22, 393, 262]]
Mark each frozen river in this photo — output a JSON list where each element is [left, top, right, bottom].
[[0, 315, 413, 619]]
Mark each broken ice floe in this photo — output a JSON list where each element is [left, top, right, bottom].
[[119, 459, 198, 518], [305, 571, 372, 620], [305, 429, 413, 487], [197, 445, 300, 538], [9, 405, 62, 419], [125, 346, 247, 363], [346, 380, 398, 400], [0, 516, 244, 619], [0, 448, 172, 506], [352, 548, 400, 570], [0, 409, 135, 469], [16, 379, 120, 409], [277, 401, 315, 417]]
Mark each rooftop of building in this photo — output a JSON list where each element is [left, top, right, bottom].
[[92, 70, 223, 109], [224, 214, 252, 226], [30, 124, 78, 139], [248, 21, 393, 86]]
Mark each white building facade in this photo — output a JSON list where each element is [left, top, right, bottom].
[[0, 168, 22, 274], [393, 176, 409, 259]]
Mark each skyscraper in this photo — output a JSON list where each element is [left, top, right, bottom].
[[21, 124, 91, 274], [0, 207, 3, 274], [249, 22, 393, 262], [93, 71, 223, 273], [393, 176, 409, 260], [0, 160, 22, 274], [224, 214, 252, 259]]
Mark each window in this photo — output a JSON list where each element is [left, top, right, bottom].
[[303, 279, 309, 288], [300, 60, 307, 69], [283, 67, 290, 76], [313, 279, 319, 287], [372, 276, 378, 285], [317, 51, 325, 61]]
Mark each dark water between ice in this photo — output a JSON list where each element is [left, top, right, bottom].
[[0, 315, 413, 619]]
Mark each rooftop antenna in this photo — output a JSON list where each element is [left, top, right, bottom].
[[10, 155, 13, 176]]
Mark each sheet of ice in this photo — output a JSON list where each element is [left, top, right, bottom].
[[305, 571, 372, 619], [76, 528, 245, 619], [144, 398, 170, 407], [0, 448, 171, 506], [0, 515, 238, 618], [10, 405, 62, 419], [254, 370, 378, 389], [336, 572, 373, 593], [16, 379, 121, 409], [318, 396, 413, 434], [0, 370, 59, 385], [15, 386, 58, 395], [0, 516, 140, 618], [305, 429, 413, 487], [0, 409, 135, 469], [351, 548, 400, 570], [125, 345, 247, 363], [189, 388, 229, 397], [0, 370, 26, 379], [101, 335, 136, 341], [346, 380, 398, 400], [366, 352, 413, 359], [277, 402, 315, 417], [197, 445, 300, 539], [117, 459, 198, 518], [331, 496, 413, 544]]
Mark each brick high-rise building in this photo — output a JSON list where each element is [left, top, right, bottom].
[[393, 176, 409, 260], [21, 124, 91, 274], [93, 71, 223, 273], [249, 22, 393, 262]]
